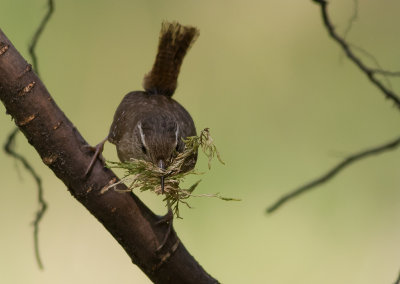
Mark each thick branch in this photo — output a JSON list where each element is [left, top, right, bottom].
[[313, 0, 400, 108], [267, 135, 400, 213], [0, 30, 217, 284]]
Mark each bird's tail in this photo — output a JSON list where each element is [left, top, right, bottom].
[[143, 21, 199, 96]]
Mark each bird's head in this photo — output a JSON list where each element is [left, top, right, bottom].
[[133, 114, 184, 193]]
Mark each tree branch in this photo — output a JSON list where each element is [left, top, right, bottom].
[[267, 135, 400, 214], [267, 1, 400, 214], [312, 0, 400, 108], [0, 30, 217, 284], [342, 0, 358, 41]]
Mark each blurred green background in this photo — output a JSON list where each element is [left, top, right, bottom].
[[1, 0, 399, 283]]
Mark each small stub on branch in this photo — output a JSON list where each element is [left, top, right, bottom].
[[17, 113, 37, 126], [0, 42, 9, 56], [106, 128, 240, 218], [20, 81, 36, 95], [42, 154, 58, 165]]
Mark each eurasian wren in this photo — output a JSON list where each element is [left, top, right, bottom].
[[85, 22, 200, 250], [86, 21, 199, 178]]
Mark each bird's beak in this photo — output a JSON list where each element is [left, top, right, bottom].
[[158, 160, 165, 194]]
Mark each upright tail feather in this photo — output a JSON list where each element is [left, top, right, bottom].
[[143, 21, 200, 96]]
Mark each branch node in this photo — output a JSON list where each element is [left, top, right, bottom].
[[0, 42, 9, 56], [53, 121, 62, 130], [17, 64, 33, 79], [19, 81, 36, 96], [17, 113, 37, 126], [42, 154, 58, 165]]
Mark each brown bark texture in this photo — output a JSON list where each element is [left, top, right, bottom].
[[0, 29, 218, 284]]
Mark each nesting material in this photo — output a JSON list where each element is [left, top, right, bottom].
[[106, 128, 240, 218]]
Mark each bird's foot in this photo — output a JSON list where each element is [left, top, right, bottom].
[[155, 208, 174, 252], [84, 136, 108, 177]]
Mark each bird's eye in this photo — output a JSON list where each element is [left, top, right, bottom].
[[141, 144, 147, 154]]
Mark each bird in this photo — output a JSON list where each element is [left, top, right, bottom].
[[85, 21, 200, 250]]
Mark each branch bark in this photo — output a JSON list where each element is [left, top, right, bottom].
[[0, 29, 217, 284]]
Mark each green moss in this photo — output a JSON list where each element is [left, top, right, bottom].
[[106, 128, 240, 218]]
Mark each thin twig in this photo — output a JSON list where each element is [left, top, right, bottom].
[[340, 0, 399, 90], [342, 0, 358, 40], [4, 128, 47, 269], [371, 69, 400, 77], [312, 0, 400, 108], [267, 135, 400, 213], [267, 0, 400, 212], [349, 44, 394, 91], [3, 0, 55, 269], [29, 0, 54, 76]]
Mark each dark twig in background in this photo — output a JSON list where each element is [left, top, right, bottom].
[[313, 0, 400, 108], [342, 0, 358, 40], [268, 0, 400, 213], [29, 0, 54, 77], [267, 135, 400, 213], [349, 44, 395, 91], [339, 0, 399, 92], [342, 0, 399, 94], [371, 69, 400, 77], [3, 128, 47, 269], [268, 1, 400, 280], [3, 0, 54, 269]]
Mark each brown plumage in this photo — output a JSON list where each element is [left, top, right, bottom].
[[85, 21, 199, 177], [108, 21, 199, 172], [143, 21, 200, 96], [108, 91, 197, 172]]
